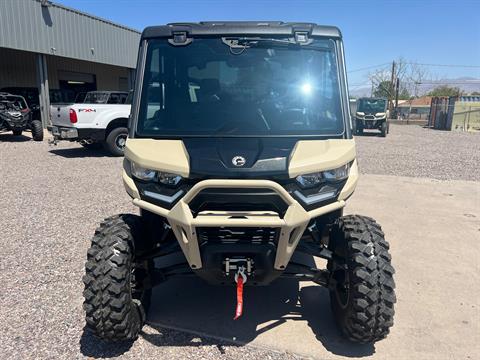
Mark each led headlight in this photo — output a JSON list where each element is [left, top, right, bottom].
[[296, 164, 350, 188], [131, 162, 182, 185], [157, 172, 182, 186], [131, 162, 156, 181]]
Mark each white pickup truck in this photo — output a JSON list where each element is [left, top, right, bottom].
[[48, 91, 131, 156]]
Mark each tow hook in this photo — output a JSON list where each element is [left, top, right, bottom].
[[224, 258, 252, 320], [233, 266, 247, 320]]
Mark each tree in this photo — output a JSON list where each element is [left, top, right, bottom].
[[373, 80, 392, 98], [398, 87, 411, 100], [427, 85, 462, 97], [373, 80, 410, 100], [470, 91, 480, 95]]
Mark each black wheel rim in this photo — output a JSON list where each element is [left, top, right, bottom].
[[333, 263, 350, 308], [115, 133, 127, 150]]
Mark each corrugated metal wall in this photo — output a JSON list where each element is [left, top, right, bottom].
[[0, 48, 36, 87], [0, 47, 130, 90], [46, 56, 130, 89], [0, 0, 140, 68]]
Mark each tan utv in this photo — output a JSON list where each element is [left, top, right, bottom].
[[82, 22, 396, 344]]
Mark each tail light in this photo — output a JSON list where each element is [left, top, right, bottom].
[[69, 108, 77, 123]]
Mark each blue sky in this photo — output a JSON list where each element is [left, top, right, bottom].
[[58, 0, 480, 90]]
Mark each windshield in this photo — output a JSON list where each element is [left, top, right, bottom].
[[357, 98, 387, 114], [84, 92, 110, 104], [136, 38, 344, 137]]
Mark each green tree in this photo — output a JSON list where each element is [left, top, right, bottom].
[[373, 81, 410, 100], [373, 81, 392, 98], [470, 91, 480, 95], [427, 85, 462, 97], [398, 87, 411, 100]]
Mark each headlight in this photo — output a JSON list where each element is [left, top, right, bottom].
[[131, 162, 182, 185], [356, 111, 365, 117], [296, 164, 350, 188], [131, 162, 156, 181], [157, 172, 182, 186]]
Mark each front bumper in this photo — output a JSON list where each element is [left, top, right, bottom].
[[123, 164, 358, 271], [356, 117, 387, 130], [0, 115, 29, 130]]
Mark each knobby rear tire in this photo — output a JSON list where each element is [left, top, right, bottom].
[[31, 120, 44, 141]]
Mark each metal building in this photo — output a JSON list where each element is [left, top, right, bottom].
[[0, 0, 141, 126]]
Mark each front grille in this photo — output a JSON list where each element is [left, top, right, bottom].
[[197, 227, 279, 245], [189, 188, 289, 217], [364, 115, 375, 120]]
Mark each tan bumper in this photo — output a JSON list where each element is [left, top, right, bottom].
[[124, 174, 347, 271]]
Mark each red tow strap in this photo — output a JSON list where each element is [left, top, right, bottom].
[[234, 276, 244, 320]]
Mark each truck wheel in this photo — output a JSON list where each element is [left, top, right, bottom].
[[31, 120, 44, 141], [380, 122, 387, 137], [83, 214, 151, 341], [105, 127, 128, 156], [328, 215, 396, 343], [12, 129, 22, 136]]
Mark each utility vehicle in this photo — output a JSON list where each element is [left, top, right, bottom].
[[355, 97, 389, 136], [0, 92, 43, 141], [83, 22, 396, 344], [48, 91, 131, 155]]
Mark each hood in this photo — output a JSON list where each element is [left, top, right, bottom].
[[183, 138, 297, 179]]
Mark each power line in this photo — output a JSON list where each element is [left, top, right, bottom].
[[348, 62, 480, 74], [406, 62, 480, 69], [347, 63, 390, 73], [349, 80, 480, 87]]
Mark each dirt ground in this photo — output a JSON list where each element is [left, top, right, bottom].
[[0, 125, 479, 359]]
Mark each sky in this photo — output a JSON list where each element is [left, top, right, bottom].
[[58, 0, 480, 94]]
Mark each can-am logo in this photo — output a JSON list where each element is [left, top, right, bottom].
[[232, 156, 246, 167], [78, 108, 96, 112]]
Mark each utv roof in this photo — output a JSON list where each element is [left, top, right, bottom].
[[141, 22, 342, 39]]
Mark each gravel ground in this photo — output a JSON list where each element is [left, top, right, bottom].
[[356, 125, 480, 181], [0, 125, 478, 359]]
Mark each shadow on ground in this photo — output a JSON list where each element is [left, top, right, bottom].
[[0, 133, 32, 142], [79, 278, 374, 358], [144, 277, 375, 358], [49, 147, 111, 158], [79, 329, 135, 358], [354, 132, 384, 137]]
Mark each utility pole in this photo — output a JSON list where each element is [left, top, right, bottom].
[[389, 60, 396, 114], [394, 77, 400, 118]]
